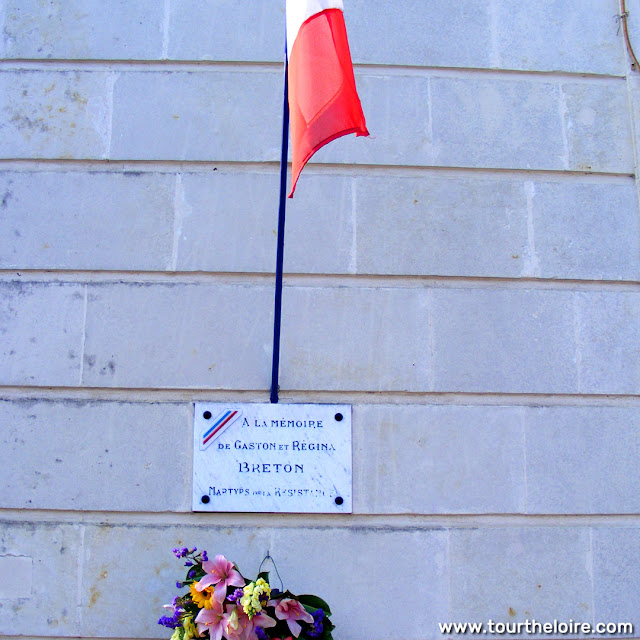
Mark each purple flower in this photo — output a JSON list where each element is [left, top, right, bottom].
[[188, 570, 196, 579], [158, 606, 182, 630], [158, 615, 181, 629], [308, 608, 325, 637], [202, 550, 208, 562], [227, 588, 244, 603], [184, 561, 193, 566], [159, 600, 184, 630], [255, 628, 269, 640]]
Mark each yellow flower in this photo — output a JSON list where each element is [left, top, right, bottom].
[[190, 583, 214, 609], [240, 578, 271, 619], [183, 616, 199, 639]]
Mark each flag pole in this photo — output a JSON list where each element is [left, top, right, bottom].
[[270, 52, 290, 404]]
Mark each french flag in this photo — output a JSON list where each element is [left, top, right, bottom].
[[286, 0, 369, 197]]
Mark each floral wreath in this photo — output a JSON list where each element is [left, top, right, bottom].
[[159, 547, 335, 640]]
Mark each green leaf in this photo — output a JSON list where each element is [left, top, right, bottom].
[[297, 594, 332, 616]]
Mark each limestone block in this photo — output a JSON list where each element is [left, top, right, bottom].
[[347, 0, 492, 69], [449, 527, 594, 637], [353, 404, 526, 514], [576, 291, 640, 394], [78, 522, 448, 640], [0, 399, 192, 512], [280, 285, 431, 392], [430, 76, 566, 171], [525, 406, 640, 514], [311, 73, 429, 167], [168, 0, 282, 62], [530, 179, 640, 280], [0, 521, 82, 636], [354, 174, 530, 277], [630, 75, 640, 162], [0, 70, 113, 159], [0, 171, 174, 271], [494, 0, 626, 75], [592, 527, 640, 634], [2, 0, 164, 60], [431, 288, 578, 393], [0, 281, 85, 386], [175, 172, 355, 274], [562, 80, 634, 174], [110, 71, 281, 162], [81, 283, 273, 389]]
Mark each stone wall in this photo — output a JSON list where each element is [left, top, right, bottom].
[[1, 1, 640, 639]]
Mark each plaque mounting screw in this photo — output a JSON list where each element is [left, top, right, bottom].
[[334, 496, 344, 505], [334, 413, 343, 422], [201, 495, 210, 504], [203, 411, 212, 420]]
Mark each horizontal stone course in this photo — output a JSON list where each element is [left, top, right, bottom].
[[2, 519, 639, 639], [2, 400, 640, 516], [2, 282, 640, 394], [1, 0, 626, 75], [1, 70, 633, 175], [2, 170, 637, 281]]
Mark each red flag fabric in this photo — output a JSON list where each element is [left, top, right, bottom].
[[286, 0, 369, 197]]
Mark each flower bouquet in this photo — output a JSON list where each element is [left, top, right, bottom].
[[159, 547, 335, 640]]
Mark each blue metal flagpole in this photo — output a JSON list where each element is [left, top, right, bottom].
[[270, 53, 290, 404]]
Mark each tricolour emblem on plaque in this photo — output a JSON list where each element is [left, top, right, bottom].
[[200, 408, 242, 450]]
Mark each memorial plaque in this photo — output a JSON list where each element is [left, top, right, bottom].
[[192, 403, 352, 513]]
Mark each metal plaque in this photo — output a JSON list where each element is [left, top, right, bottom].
[[192, 403, 352, 513]]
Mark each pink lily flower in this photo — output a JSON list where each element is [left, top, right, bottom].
[[225, 605, 276, 640], [248, 611, 277, 639], [272, 599, 313, 638], [194, 599, 229, 640], [221, 605, 248, 640], [195, 554, 245, 603]]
